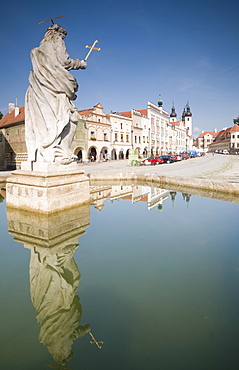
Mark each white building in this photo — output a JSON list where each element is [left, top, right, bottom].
[[119, 99, 193, 157], [119, 100, 170, 157], [118, 109, 150, 157], [169, 102, 193, 152], [146, 100, 170, 155], [108, 112, 132, 159], [79, 103, 111, 161], [0, 98, 194, 169]]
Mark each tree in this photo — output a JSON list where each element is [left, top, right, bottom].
[[0, 111, 3, 120], [233, 116, 239, 125]]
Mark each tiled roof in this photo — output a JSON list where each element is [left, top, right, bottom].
[[215, 127, 231, 139], [78, 108, 94, 117], [119, 109, 148, 118], [119, 111, 132, 118], [230, 124, 239, 132], [197, 131, 216, 138], [123, 195, 133, 200], [208, 138, 230, 146], [137, 109, 148, 117], [0, 106, 25, 128], [169, 121, 180, 127]]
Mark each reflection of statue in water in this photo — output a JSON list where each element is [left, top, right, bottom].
[[30, 243, 90, 368], [25, 24, 87, 165]]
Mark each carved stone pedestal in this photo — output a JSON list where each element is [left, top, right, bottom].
[[7, 202, 90, 249], [6, 167, 90, 213]]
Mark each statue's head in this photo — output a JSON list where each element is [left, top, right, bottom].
[[44, 24, 67, 40]]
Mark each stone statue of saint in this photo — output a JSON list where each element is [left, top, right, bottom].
[[25, 24, 87, 165]]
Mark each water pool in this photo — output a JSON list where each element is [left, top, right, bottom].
[[1, 184, 239, 370]]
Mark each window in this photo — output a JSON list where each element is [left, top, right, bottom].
[[232, 135, 235, 139], [135, 136, 137, 143], [115, 133, 118, 142], [120, 123, 123, 130], [90, 131, 95, 139], [104, 133, 108, 141], [121, 134, 124, 142], [126, 134, 129, 142], [139, 137, 141, 143]]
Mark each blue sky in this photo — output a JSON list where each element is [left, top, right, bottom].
[[1, 0, 239, 136]]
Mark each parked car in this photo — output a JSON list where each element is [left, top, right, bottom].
[[141, 156, 164, 165], [171, 154, 182, 161], [159, 155, 176, 163], [180, 153, 190, 160]]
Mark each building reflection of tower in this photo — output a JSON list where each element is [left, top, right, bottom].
[[7, 204, 91, 369], [182, 192, 191, 206], [170, 191, 177, 203]]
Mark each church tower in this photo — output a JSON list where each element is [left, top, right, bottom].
[[184, 102, 192, 137], [170, 104, 177, 123]]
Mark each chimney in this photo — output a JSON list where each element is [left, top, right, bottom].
[[9, 102, 15, 114], [15, 106, 20, 117], [214, 129, 217, 133]]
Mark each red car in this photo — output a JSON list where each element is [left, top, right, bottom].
[[141, 156, 164, 165], [180, 153, 190, 160], [171, 154, 182, 161]]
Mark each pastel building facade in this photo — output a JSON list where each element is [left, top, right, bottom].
[[108, 111, 132, 160], [168, 103, 193, 153], [78, 103, 111, 161], [0, 99, 193, 169], [208, 124, 239, 154], [196, 130, 217, 151]]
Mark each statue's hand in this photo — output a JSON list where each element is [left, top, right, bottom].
[[81, 60, 87, 69]]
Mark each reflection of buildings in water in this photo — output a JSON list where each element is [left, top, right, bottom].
[[90, 184, 191, 210], [182, 193, 191, 204], [170, 191, 177, 202], [158, 203, 163, 211], [90, 185, 111, 211], [131, 185, 150, 204], [0, 186, 6, 200], [107, 184, 170, 211], [7, 204, 91, 368], [110, 184, 133, 201], [147, 187, 170, 210]]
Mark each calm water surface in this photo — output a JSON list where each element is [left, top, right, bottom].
[[1, 186, 239, 370]]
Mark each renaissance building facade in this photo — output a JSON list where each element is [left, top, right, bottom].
[[0, 99, 193, 169]]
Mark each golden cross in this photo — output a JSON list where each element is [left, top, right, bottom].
[[38, 15, 65, 25], [84, 40, 101, 61], [89, 332, 104, 349]]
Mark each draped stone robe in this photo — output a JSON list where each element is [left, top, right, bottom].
[[25, 33, 86, 164]]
